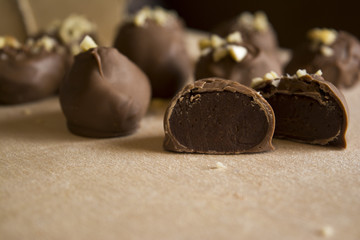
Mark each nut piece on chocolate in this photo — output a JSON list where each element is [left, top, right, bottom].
[[113, 6, 192, 98], [0, 35, 68, 105], [60, 36, 151, 138], [35, 14, 98, 56], [212, 11, 279, 54], [252, 69, 348, 148], [195, 32, 282, 87], [163, 78, 275, 154], [286, 29, 360, 88]]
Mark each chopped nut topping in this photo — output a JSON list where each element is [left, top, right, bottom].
[[226, 31, 242, 43], [212, 47, 228, 62], [133, 6, 175, 27], [315, 69, 323, 76], [238, 12, 253, 29], [253, 11, 269, 32], [58, 14, 96, 45], [238, 11, 269, 32], [0, 36, 21, 49], [320, 45, 334, 57], [296, 69, 308, 77], [251, 77, 265, 88], [153, 7, 169, 25], [71, 45, 81, 55], [199, 38, 212, 50], [80, 35, 98, 52], [264, 71, 279, 80], [251, 71, 279, 88], [211, 35, 226, 48], [200, 47, 211, 56], [29, 36, 57, 53], [308, 28, 337, 46], [227, 45, 247, 62], [0, 38, 5, 48], [134, 8, 149, 26], [271, 79, 281, 87], [199, 32, 247, 62]]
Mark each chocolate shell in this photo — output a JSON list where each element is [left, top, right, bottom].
[[195, 34, 282, 87], [286, 29, 360, 88], [253, 70, 348, 148], [164, 78, 275, 154], [0, 36, 68, 105], [59, 46, 151, 138], [212, 11, 279, 54], [113, 7, 192, 98]]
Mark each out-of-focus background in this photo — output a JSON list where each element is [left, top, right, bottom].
[[1, 0, 358, 48], [131, 0, 359, 48], [0, 0, 126, 45]]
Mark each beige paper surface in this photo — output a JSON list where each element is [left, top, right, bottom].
[[1, 33, 360, 240]]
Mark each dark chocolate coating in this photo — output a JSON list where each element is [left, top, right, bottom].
[[164, 78, 275, 154], [59, 47, 151, 138], [212, 17, 279, 54], [254, 74, 348, 147], [113, 19, 192, 98], [286, 31, 360, 88], [195, 43, 282, 86], [0, 46, 68, 104]]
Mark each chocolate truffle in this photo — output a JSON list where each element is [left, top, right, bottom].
[[163, 78, 275, 154], [195, 32, 282, 87], [60, 36, 151, 138], [113, 7, 192, 98], [212, 11, 279, 54], [286, 28, 360, 88], [252, 69, 348, 148], [0, 35, 68, 104]]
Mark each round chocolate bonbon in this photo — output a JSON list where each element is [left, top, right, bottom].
[[60, 37, 151, 138]]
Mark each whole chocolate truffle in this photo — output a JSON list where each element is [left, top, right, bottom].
[[113, 7, 192, 98], [212, 11, 279, 54], [0, 36, 68, 104], [252, 69, 348, 148], [60, 37, 151, 138], [286, 29, 360, 88], [164, 78, 275, 154], [195, 32, 282, 87]]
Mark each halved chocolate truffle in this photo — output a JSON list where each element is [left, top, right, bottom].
[[252, 69, 348, 148], [163, 78, 275, 154], [59, 37, 151, 138], [0, 36, 68, 104], [286, 28, 360, 88], [113, 6, 192, 98], [212, 11, 279, 54], [195, 32, 282, 87]]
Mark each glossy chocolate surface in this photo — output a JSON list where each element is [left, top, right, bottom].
[[286, 31, 360, 88], [212, 12, 279, 54], [0, 39, 68, 104], [195, 43, 282, 87], [113, 12, 191, 98], [164, 78, 275, 154], [60, 47, 151, 138]]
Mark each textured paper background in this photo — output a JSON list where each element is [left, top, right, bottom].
[[1, 33, 360, 240]]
